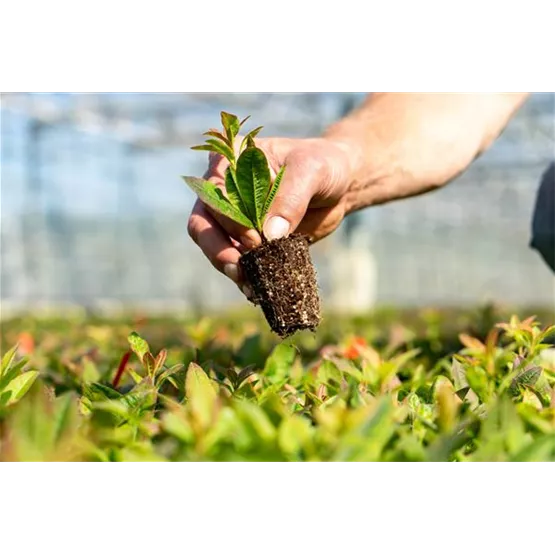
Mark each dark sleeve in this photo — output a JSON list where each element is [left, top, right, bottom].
[[530, 162, 555, 272]]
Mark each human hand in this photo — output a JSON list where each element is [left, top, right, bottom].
[[187, 136, 354, 295]]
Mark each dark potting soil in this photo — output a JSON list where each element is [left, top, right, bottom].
[[239, 235, 321, 337]]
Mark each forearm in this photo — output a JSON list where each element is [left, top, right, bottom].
[[324, 92, 529, 212]]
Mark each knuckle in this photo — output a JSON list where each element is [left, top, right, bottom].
[[289, 149, 329, 185]]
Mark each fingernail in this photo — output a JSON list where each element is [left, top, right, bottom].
[[242, 285, 253, 298], [224, 264, 239, 283], [264, 216, 290, 241], [240, 229, 262, 249]]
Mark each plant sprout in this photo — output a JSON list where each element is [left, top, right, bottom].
[[183, 112, 286, 235]]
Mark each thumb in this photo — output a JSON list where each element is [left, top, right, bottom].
[[262, 151, 324, 241]]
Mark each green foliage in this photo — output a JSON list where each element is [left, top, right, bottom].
[[183, 111, 286, 234], [1, 307, 554, 461], [0, 345, 38, 411]]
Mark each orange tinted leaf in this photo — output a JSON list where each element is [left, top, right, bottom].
[[458, 333, 485, 352]]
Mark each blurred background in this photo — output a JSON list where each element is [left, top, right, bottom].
[[1, 92, 554, 316]]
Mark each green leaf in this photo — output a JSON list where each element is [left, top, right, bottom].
[[225, 168, 250, 219], [120, 379, 158, 415], [221, 112, 240, 144], [236, 366, 257, 388], [83, 382, 122, 401], [128, 332, 150, 361], [128, 369, 143, 385], [499, 396, 527, 454], [185, 362, 218, 429], [239, 126, 264, 153], [278, 415, 313, 458], [2, 370, 39, 406], [191, 139, 235, 164], [261, 164, 285, 221], [203, 130, 230, 145], [0, 358, 28, 391], [154, 349, 167, 374], [0, 391, 11, 409], [236, 147, 271, 230], [156, 363, 185, 388], [264, 343, 297, 383], [1, 344, 18, 377], [82, 357, 100, 383], [509, 366, 542, 396], [512, 434, 555, 462], [161, 411, 194, 443], [183, 176, 255, 228], [92, 399, 130, 420], [317, 359, 343, 390], [52, 394, 79, 444], [143, 352, 156, 377], [335, 399, 396, 461], [450, 358, 469, 391], [234, 400, 276, 442]]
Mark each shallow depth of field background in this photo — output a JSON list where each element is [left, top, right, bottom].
[[1, 92, 554, 315]]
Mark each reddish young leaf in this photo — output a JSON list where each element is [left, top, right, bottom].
[[112, 351, 131, 389]]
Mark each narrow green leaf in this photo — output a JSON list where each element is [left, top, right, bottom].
[[236, 365, 257, 387], [1, 344, 18, 377], [239, 115, 251, 126], [143, 352, 156, 377], [128, 369, 143, 385], [225, 168, 251, 221], [156, 363, 185, 388], [183, 176, 255, 228], [3, 370, 39, 406], [191, 139, 235, 163], [236, 147, 271, 230], [154, 349, 167, 374], [82, 382, 122, 401], [52, 394, 79, 444], [0, 358, 28, 391], [262, 164, 286, 220], [221, 112, 240, 144], [240, 126, 264, 153], [203, 130, 230, 145], [128, 332, 150, 361]]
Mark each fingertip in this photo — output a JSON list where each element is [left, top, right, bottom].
[[263, 216, 290, 241], [223, 264, 239, 283], [240, 229, 262, 249]]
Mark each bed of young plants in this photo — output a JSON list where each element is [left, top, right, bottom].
[[1, 306, 554, 462]]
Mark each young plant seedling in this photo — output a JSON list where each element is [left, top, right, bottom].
[[183, 112, 321, 337]]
